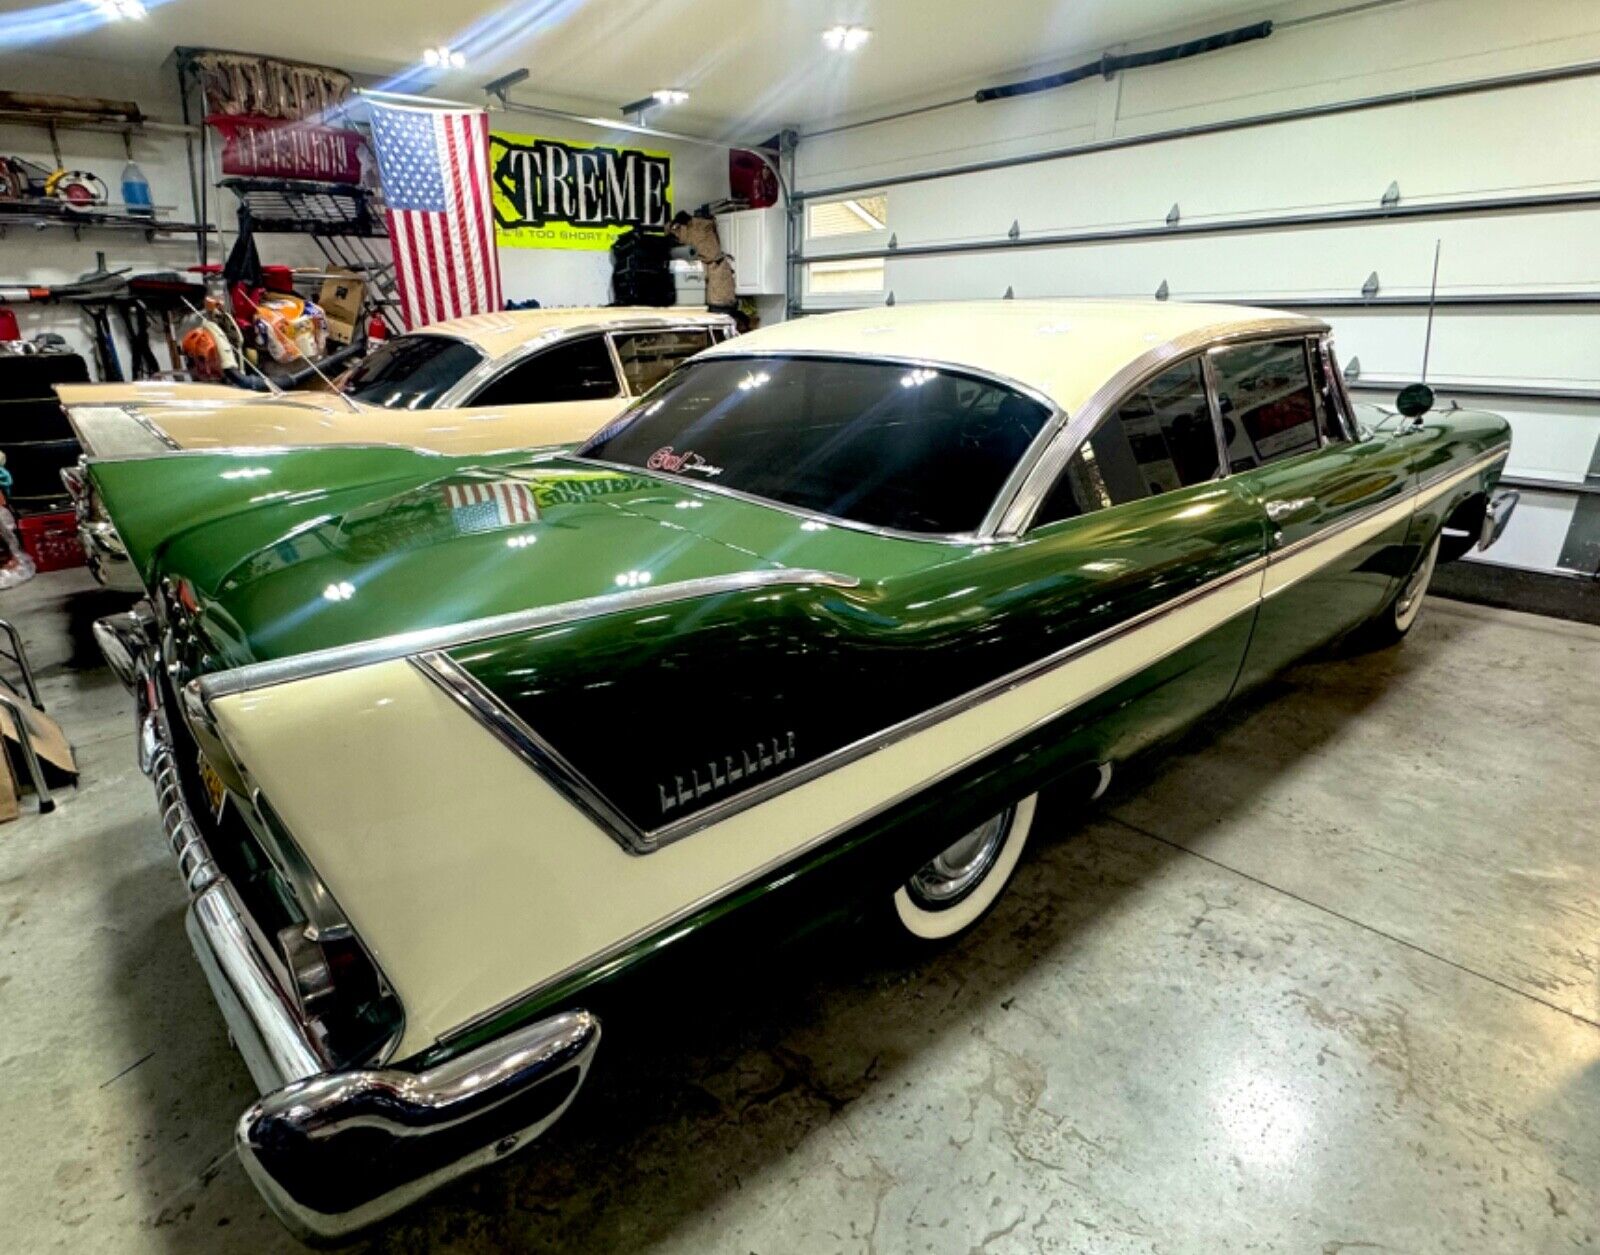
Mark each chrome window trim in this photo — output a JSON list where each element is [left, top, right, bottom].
[[998, 317, 1326, 536], [437, 317, 733, 409], [193, 568, 861, 703], [572, 348, 1071, 544]]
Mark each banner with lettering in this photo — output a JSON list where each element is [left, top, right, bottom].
[[489, 130, 672, 251]]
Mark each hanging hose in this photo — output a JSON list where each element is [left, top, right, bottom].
[[974, 21, 1274, 103]]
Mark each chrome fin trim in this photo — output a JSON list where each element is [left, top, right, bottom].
[[196, 568, 861, 702]]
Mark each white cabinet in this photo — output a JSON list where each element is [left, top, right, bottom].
[[714, 206, 786, 297]]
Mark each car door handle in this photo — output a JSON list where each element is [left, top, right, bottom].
[[1265, 497, 1315, 523]]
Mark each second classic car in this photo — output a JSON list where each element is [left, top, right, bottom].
[[57, 306, 732, 587], [86, 300, 1514, 1240]]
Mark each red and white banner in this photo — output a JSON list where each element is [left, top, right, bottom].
[[206, 115, 364, 183], [369, 103, 503, 329]]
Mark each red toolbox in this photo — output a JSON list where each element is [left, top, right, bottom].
[[17, 510, 86, 572]]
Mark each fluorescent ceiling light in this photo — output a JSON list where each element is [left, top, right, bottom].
[[423, 46, 467, 69], [822, 25, 870, 52], [93, 0, 147, 18], [652, 89, 690, 106]]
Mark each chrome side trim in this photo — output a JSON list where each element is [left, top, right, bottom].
[[430, 551, 1271, 857], [578, 348, 1071, 543], [195, 568, 861, 702], [413, 652, 650, 852], [1416, 446, 1509, 497], [237, 1010, 600, 1243], [999, 317, 1326, 535], [440, 552, 1271, 1047]]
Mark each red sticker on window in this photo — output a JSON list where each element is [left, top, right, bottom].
[[646, 446, 723, 477]]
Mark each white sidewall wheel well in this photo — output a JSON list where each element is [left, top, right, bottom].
[[892, 793, 1037, 942]]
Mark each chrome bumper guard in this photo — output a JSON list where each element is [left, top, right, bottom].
[[62, 462, 141, 592], [95, 607, 602, 1243], [1479, 489, 1518, 552]]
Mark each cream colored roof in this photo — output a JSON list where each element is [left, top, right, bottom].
[[418, 306, 731, 360], [703, 300, 1324, 416]]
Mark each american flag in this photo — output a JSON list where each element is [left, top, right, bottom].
[[369, 102, 503, 330], [445, 480, 538, 533]]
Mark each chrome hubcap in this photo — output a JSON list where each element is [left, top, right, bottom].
[[907, 807, 1014, 907]]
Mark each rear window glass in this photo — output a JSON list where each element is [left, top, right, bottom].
[[339, 335, 483, 410], [580, 356, 1052, 534]]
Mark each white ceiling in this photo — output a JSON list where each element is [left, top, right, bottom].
[[7, 0, 1279, 135]]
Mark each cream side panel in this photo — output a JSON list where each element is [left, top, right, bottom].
[[211, 567, 1264, 1059]]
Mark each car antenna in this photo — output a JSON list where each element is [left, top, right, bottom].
[[1394, 239, 1441, 424], [1420, 238, 1441, 384]]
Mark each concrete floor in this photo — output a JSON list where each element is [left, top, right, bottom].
[[2, 567, 1598, 1254]]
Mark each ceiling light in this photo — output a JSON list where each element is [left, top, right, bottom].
[[423, 46, 466, 69], [652, 89, 690, 106], [822, 25, 871, 52], [94, 0, 146, 18]]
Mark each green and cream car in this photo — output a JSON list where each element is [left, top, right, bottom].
[[88, 300, 1514, 1241]]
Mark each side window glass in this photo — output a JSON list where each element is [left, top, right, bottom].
[[1210, 340, 1320, 472], [1033, 358, 1216, 527], [1311, 341, 1353, 443], [468, 335, 621, 407], [613, 329, 713, 395]]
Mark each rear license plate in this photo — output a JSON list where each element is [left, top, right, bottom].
[[197, 753, 227, 820]]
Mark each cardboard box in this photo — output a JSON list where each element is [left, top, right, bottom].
[[318, 270, 367, 346]]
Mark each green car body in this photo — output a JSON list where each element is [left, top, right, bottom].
[[87, 301, 1513, 1241]]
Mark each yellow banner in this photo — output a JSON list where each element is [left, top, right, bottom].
[[489, 131, 674, 251]]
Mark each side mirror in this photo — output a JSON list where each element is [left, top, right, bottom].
[[1395, 382, 1435, 418]]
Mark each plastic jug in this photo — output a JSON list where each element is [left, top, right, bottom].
[[120, 160, 153, 217]]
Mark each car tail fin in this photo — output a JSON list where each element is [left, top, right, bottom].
[[87, 446, 485, 587]]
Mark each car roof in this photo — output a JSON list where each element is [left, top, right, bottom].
[[700, 300, 1326, 415], [416, 307, 731, 359]]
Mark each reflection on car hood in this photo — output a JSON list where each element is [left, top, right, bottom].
[[89, 448, 941, 671]]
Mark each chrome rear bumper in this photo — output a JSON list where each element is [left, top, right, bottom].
[[96, 607, 601, 1242], [1479, 489, 1519, 552]]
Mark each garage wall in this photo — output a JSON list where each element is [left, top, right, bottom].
[[0, 51, 728, 373], [792, 0, 1600, 578], [490, 112, 726, 308]]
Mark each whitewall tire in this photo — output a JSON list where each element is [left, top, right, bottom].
[[890, 793, 1037, 942], [1392, 531, 1441, 634]]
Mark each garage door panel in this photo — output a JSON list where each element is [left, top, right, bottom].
[[813, 79, 1600, 253], [876, 207, 1600, 305], [1327, 309, 1600, 390]]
